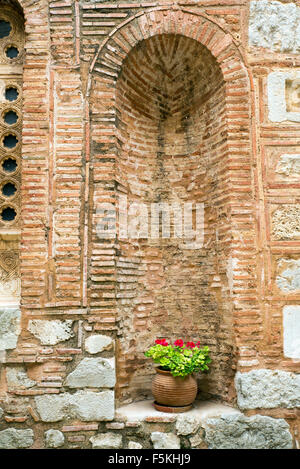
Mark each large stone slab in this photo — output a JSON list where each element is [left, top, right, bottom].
[[249, 0, 300, 53], [204, 414, 292, 449], [28, 320, 74, 345], [235, 369, 300, 409], [35, 390, 114, 422], [0, 308, 21, 351], [65, 357, 115, 388], [0, 428, 34, 449]]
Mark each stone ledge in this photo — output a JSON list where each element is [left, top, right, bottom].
[[116, 399, 241, 423]]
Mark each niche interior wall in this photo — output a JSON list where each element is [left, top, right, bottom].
[[0, 0, 298, 450]]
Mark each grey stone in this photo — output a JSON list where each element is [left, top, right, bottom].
[[90, 432, 122, 449], [0, 308, 21, 351], [0, 407, 3, 419], [28, 320, 74, 345], [151, 432, 180, 449], [45, 429, 65, 448], [249, 0, 300, 53], [176, 414, 200, 436], [0, 428, 34, 449], [65, 357, 115, 388], [204, 414, 292, 449], [35, 390, 114, 422], [6, 366, 36, 390], [235, 369, 300, 409], [128, 441, 143, 449], [85, 334, 113, 354]]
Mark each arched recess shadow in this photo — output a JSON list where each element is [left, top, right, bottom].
[[87, 8, 257, 405]]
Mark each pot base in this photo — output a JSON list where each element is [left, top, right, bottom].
[[153, 401, 193, 413]]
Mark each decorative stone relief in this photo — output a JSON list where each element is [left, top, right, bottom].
[[276, 259, 300, 293], [276, 154, 300, 177], [283, 305, 300, 359], [268, 71, 300, 122], [0, 249, 20, 305], [272, 205, 300, 240], [249, 0, 300, 53]]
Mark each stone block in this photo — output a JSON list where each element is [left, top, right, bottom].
[[28, 320, 74, 345], [235, 369, 300, 409], [90, 432, 122, 449], [0, 308, 20, 351], [283, 305, 300, 359], [204, 414, 292, 449], [65, 357, 115, 388], [0, 428, 34, 449], [175, 414, 200, 436], [85, 334, 113, 354], [35, 390, 114, 422], [6, 366, 36, 390], [276, 259, 300, 293], [151, 432, 180, 449], [249, 0, 300, 53], [45, 429, 65, 448]]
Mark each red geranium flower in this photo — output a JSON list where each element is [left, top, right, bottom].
[[196, 341, 201, 348], [174, 339, 184, 347], [155, 339, 168, 346], [186, 341, 196, 349]]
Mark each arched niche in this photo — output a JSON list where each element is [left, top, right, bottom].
[[88, 9, 255, 406]]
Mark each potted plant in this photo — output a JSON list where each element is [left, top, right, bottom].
[[145, 339, 211, 413]]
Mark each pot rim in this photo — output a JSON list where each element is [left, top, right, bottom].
[[155, 366, 195, 377]]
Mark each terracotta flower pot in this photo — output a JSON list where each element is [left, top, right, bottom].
[[152, 367, 198, 412]]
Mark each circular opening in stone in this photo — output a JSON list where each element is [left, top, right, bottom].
[[1, 206, 16, 222], [0, 20, 11, 38], [5, 46, 19, 59], [5, 87, 19, 102], [2, 182, 16, 197], [3, 134, 18, 149], [3, 110, 18, 125], [2, 157, 17, 173]]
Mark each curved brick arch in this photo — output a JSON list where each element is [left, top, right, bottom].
[[88, 7, 250, 94]]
